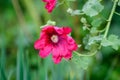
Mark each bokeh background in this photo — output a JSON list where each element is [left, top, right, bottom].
[[0, 0, 120, 80]]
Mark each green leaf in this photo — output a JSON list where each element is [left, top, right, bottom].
[[23, 51, 31, 80], [88, 35, 103, 45], [90, 27, 98, 34], [82, 0, 104, 17], [83, 35, 102, 50], [91, 18, 103, 27], [71, 51, 92, 69], [0, 36, 7, 80], [17, 48, 24, 80], [101, 35, 120, 50]]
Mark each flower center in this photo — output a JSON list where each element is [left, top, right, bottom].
[[51, 35, 58, 43]]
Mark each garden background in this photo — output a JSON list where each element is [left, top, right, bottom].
[[0, 0, 120, 80]]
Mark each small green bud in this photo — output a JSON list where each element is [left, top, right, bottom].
[[81, 17, 87, 24]]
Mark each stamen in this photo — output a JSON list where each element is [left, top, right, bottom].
[[51, 35, 58, 43]]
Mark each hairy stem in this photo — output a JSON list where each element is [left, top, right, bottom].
[[114, 12, 120, 16], [103, 0, 118, 38], [74, 50, 97, 57]]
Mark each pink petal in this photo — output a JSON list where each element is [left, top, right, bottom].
[[54, 27, 63, 35], [46, 3, 54, 13], [67, 36, 78, 50], [63, 27, 72, 34], [42, 0, 56, 13], [63, 51, 72, 59], [52, 41, 68, 57], [52, 46, 61, 57], [42, 26, 54, 32], [34, 39, 45, 49], [39, 45, 52, 58], [52, 56, 62, 64], [34, 31, 51, 50], [42, 26, 55, 35]]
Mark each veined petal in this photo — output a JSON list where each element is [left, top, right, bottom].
[[52, 41, 67, 57], [42, 26, 56, 36], [34, 39, 45, 49], [54, 27, 63, 35], [52, 45, 61, 57], [52, 56, 62, 64], [63, 27, 72, 34], [67, 36, 78, 50], [42, 26, 54, 32], [63, 51, 72, 59], [39, 45, 52, 58], [42, 0, 56, 13]]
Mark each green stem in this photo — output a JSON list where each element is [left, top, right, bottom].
[[103, 0, 118, 38], [74, 51, 97, 57], [114, 12, 120, 16]]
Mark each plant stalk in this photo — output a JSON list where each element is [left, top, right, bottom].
[[104, 0, 118, 38]]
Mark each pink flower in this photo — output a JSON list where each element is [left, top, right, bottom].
[[42, 0, 57, 13], [34, 26, 78, 64]]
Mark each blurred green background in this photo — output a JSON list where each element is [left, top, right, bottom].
[[0, 0, 120, 80]]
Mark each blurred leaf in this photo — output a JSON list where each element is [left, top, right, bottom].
[[118, 0, 120, 6], [82, 0, 104, 17], [83, 34, 101, 50], [0, 50, 7, 80], [0, 68, 7, 80], [23, 51, 31, 80], [101, 35, 120, 50], [0, 38, 6, 80], [16, 32, 25, 80], [17, 48, 24, 80], [71, 51, 92, 69], [88, 35, 103, 45], [90, 27, 98, 34], [8, 69, 14, 80], [91, 18, 103, 27]]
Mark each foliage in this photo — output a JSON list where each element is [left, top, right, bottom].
[[101, 35, 120, 50], [82, 0, 104, 17]]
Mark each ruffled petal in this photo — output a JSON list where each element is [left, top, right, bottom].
[[42, 0, 56, 13], [42, 26, 54, 32], [63, 27, 72, 34], [52, 41, 68, 57], [54, 27, 63, 35], [52, 45, 61, 57], [67, 36, 78, 50], [34, 39, 45, 49], [42, 26, 56, 36], [39, 44, 52, 58], [52, 56, 62, 64], [34, 31, 49, 50], [63, 51, 72, 59]]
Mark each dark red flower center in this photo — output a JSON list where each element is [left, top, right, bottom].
[[51, 35, 58, 43]]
